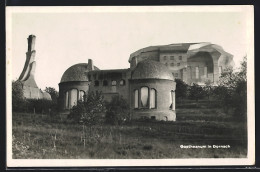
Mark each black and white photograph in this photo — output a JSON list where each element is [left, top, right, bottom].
[[6, 6, 254, 167]]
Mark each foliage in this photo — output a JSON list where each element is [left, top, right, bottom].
[[213, 57, 247, 118], [203, 80, 213, 100], [12, 80, 26, 112], [44, 87, 59, 103], [105, 96, 130, 125], [68, 91, 106, 125], [188, 83, 204, 102], [26, 99, 54, 114], [175, 79, 188, 100]]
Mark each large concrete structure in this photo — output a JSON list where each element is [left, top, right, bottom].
[[18, 35, 51, 100], [58, 42, 234, 121], [129, 43, 234, 85]]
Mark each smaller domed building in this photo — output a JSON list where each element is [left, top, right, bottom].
[[59, 59, 176, 121]]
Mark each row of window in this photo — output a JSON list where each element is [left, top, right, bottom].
[[163, 55, 182, 61], [65, 89, 85, 109], [166, 62, 181, 67], [94, 79, 125, 87], [134, 87, 156, 109], [133, 87, 175, 110], [173, 73, 179, 77]]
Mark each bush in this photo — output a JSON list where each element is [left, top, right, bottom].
[[105, 96, 130, 125], [68, 91, 106, 125], [12, 81, 26, 112]]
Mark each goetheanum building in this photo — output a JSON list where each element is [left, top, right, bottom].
[[58, 42, 234, 121]]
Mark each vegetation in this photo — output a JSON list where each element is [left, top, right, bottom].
[[12, 81, 26, 112], [105, 96, 130, 125], [175, 79, 188, 103], [44, 87, 59, 103], [12, 99, 247, 159], [68, 91, 106, 125]]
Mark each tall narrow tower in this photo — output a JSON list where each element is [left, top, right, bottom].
[[17, 35, 51, 100]]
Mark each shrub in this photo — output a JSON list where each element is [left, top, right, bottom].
[[12, 81, 26, 112], [68, 91, 106, 125], [105, 96, 130, 125]]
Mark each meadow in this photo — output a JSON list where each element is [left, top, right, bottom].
[[12, 100, 247, 159]]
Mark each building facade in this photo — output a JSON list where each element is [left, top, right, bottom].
[[58, 43, 234, 121]]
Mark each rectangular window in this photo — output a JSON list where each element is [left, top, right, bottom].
[[171, 63, 174, 66], [140, 87, 149, 108], [150, 89, 156, 108], [204, 66, 208, 78], [164, 56, 167, 60], [134, 90, 138, 108], [170, 56, 174, 60], [175, 73, 178, 77], [219, 66, 222, 75], [195, 67, 199, 79], [177, 63, 180, 66], [179, 56, 182, 60]]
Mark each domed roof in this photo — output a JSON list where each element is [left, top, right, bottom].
[[132, 60, 174, 80], [60, 63, 99, 83]]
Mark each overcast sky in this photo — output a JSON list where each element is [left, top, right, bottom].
[[8, 6, 252, 90]]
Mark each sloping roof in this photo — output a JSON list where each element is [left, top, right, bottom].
[[60, 63, 99, 83], [132, 60, 174, 80]]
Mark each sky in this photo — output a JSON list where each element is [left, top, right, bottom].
[[8, 6, 252, 90]]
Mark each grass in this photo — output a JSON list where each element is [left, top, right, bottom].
[[12, 100, 247, 159]]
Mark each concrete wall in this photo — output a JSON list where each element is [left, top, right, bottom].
[[88, 69, 131, 103], [129, 79, 176, 121]]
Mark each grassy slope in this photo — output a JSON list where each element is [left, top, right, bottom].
[[12, 101, 247, 159]]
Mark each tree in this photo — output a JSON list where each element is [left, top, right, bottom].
[[105, 96, 130, 125], [12, 80, 26, 112], [188, 83, 204, 106], [175, 79, 188, 103], [214, 56, 247, 118], [69, 91, 106, 125], [203, 80, 213, 100], [44, 87, 59, 103]]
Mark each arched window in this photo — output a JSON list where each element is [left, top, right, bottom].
[[169, 90, 175, 110], [65, 91, 69, 109], [94, 80, 99, 86], [134, 89, 138, 108], [103, 80, 108, 86], [70, 89, 78, 108], [120, 79, 125, 86], [79, 90, 85, 101], [150, 88, 156, 108], [111, 80, 117, 86], [140, 87, 149, 108]]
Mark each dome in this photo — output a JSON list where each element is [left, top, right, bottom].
[[60, 63, 99, 83], [132, 60, 174, 80]]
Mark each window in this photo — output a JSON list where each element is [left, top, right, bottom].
[[219, 66, 222, 75], [169, 90, 175, 110], [171, 63, 174, 66], [165, 63, 168, 66], [204, 66, 208, 78], [103, 80, 108, 86], [112, 80, 117, 86], [151, 116, 156, 120], [170, 56, 174, 60], [94, 80, 99, 86], [175, 73, 178, 77], [177, 63, 180, 66], [179, 56, 182, 60], [65, 91, 69, 109], [120, 79, 125, 86], [195, 67, 199, 79], [79, 90, 85, 101], [150, 89, 156, 108], [140, 87, 149, 108], [134, 90, 138, 108], [164, 56, 167, 60], [70, 89, 78, 108]]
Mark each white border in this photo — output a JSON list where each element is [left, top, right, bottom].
[[6, 5, 255, 167]]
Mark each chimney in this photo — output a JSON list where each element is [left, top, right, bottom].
[[27, 35, 36, 52], [87, 59, 94, 71]]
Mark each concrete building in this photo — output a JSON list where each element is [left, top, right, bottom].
[[58, 42, 234, 121], [18, 35, 51, 100], [129, 43, 234, 85]]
